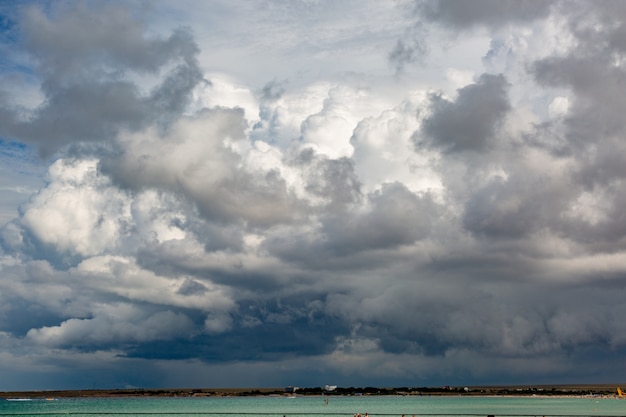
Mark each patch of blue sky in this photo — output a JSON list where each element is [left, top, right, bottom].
[[0, 12, 18, 42], [0, 138, 44, 176], [0, 2, 39, 76], [0, 8, 20, 62], [0, 137, 45, 226], [1, 137, 37, 158], [0, 60, 36, 81]]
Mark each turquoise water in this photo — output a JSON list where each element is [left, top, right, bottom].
[[1, 396, 624, 417]]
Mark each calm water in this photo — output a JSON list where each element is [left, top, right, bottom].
[[1, 396, 624, 417]]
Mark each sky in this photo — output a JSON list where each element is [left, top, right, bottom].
[[1, 0, 626, 391]]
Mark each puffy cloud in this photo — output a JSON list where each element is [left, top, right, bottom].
[[101, 108, 303, 228], [3, 0, 626, 390], [350, 94, 443, 195], [300, 86, 373, 159], [74, 256, 235, 313], [20, 159, 131, 258], [27, 307, 195, 348]]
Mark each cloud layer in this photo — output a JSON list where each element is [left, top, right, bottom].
[[1, 0, 626, 389]]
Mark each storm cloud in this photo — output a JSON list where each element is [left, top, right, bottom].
[[0, 0, 625, 390]]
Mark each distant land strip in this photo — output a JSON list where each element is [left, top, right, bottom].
[[1, 384, 626, 398]]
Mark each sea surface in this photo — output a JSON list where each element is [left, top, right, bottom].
[[1, 395, 624, 417]]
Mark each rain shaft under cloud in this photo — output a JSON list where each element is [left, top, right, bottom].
[[1, 0, 626, 390]]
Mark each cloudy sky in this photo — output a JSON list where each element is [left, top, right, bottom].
[[1, 0, 626, 391]]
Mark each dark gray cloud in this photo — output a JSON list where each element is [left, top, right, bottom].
[[462, 174, 571, 239], [532, 56, 626, 153], [388, 25, 428, 73], [419, 73, 510, 153], [21, 4, 197, 83], [125, 309, 348, 362], [420, 0, 553, 29], [322, 182, 438, 254], [295, 148, 362, 212], [0, 3, 202, 156]]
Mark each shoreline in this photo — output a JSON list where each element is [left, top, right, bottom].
[[1, 385, 625, 399]]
